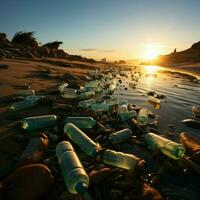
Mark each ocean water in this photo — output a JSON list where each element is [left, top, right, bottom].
[[114, 66, 200, 140]]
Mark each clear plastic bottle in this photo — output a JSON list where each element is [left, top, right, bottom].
[[78, 99, 96, 108], [137, 108, 148, 126], [108, 128, 132, 144], [102, 149, 141, 171], [107, 80, 116, 94], [118, 100, 128, 113], [145, 132, 185, 159], [58, 83, 69, 93], [90, 103, 109, 112], [64, 123, 101, 156], [64, 117, 96, 129], [21, 115, 57, 131], [56, 141, 89, 194], [85, 86, 103, 93], [148, 96, 160, 104], [10, 99, 39, 111], [79, 91, 95, 100], [118, 110, 137, 122], [61, 88, 78, 99], [16, 90, 35, 97]]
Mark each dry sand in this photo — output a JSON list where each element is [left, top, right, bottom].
[[0, 58, 103, 178]]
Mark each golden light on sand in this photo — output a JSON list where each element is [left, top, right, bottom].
[[144, 44, 159, 60]]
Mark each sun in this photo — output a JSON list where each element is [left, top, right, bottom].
[[144, 44, 159, 60]]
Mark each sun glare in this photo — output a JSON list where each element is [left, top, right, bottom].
[[144, 44, 159, 60], [144, 65, 159, 74]]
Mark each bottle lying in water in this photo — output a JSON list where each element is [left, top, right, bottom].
[[90, 103, 109, 112], [148, 96, 161, 104], [118, 110, 137, 122], [78, 99, 96, 108], [79, 91, 95, 100], [101, 149, 142, 171], [56, 141, 89, 194], [107, 128, 133, 144], [64, 117, 96, 129], [145, 132, 185, 159], [64, 123, 101, 156], [137, 108, 148, 126], [21, 115, 57, 131]]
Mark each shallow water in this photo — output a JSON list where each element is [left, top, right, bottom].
[[114, 65, 200, 140]]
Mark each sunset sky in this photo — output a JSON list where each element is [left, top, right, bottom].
[[1, 0, 200, 61]]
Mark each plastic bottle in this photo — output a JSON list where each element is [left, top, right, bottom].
[[118, 110, 137, 122], [79, 91, 95, 100], [56, 141, 89, 194], [108, 128, 132, 144], [145, 132, 185, 159], [90, 103, 109, 112], [148, 96, 160, 104], [104, 97, 119, 108], [61, 88, 78, 99], [137, 108, 148, 126], [107, 80, 116, 94], [16, 90, 35, 97], [58, 83, 69, 93], [101, 149, 141, 171], [78, 99, 96, 108], [85, 85, 103, 93], [118, 100, 128, 113], [64, 123, 101, 156], [10, 99, 39, 111], [21, 115, 57, 131], [64, 117, 96, 129]]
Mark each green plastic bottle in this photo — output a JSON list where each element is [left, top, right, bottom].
[[56, 141, 89, 194], [64, 123, 101, 156], [64, 117, 96, 129], [85, 85, 103, 93], [118, 110, 137, 122], [78, 99, 95, 108], [137, 108, 148, 126], [145, 132, 185, 159], [102, 149, 141, 171], [21, 115, 57, 131], [108, 128, 132, 144], [79, 91, 95, 100], [118, 100, 128, 113], [90, 103, 109, 112], [104, 97, 119, 108], [10, 99, 38, 111]]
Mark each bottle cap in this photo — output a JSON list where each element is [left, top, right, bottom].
[[75, 181, 88, 194]]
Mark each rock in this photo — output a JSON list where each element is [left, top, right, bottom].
[[0, 64, 9, 69], [182, 119, 200, 129], [109, 189, 123, 200], [180, 132, 200, 164], [16, 134, 49, 168], [89, 168, 112, 185], [143, 183, 162, 200], [37, 46, 50, 55], [62, 72, 80, 81], [1, 164, 54, 200]]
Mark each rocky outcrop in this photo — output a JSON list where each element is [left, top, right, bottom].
[[0, 31, 96, 62], [156, 41, 200, 65]]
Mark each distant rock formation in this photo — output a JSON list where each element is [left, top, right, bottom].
[[0, 31, 96, 63], [155, 41, 200, 65]]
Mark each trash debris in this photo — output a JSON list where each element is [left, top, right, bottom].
[[20, 115, 57, 130], [145, 132, 185, 159]]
